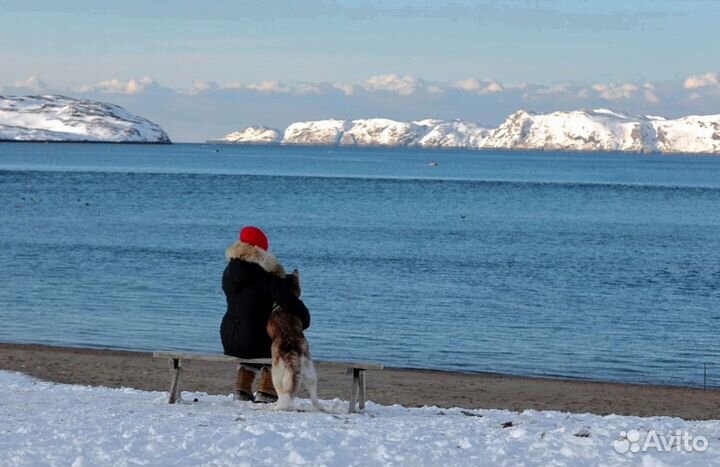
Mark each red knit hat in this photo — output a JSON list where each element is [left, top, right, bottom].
[[239, 226, 269, 251]]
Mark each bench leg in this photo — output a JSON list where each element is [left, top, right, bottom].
[[168, 358, 184, 404], [348, 368, 360, 414], [358, 370, 366, 410]]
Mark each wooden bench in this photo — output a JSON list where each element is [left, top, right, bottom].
[[153, 351, 383, 413]]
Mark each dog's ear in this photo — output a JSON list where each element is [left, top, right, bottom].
[[286, 269, 301, 297]]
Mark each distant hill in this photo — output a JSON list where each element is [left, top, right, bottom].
[[0, 95, 170, 143], [212, 109, 720, 154]]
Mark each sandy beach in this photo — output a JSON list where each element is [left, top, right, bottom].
[[1, 342, 718, 420]]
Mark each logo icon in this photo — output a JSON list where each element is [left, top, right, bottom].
[[613, 430, 642, 454], [613, 429, 709, 454]]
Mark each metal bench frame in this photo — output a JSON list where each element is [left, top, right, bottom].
[[153, 351, 383, 413]]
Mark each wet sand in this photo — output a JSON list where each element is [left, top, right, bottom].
[[1, 343, 718, 420]]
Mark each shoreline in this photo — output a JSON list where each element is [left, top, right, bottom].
[[0, 140, 171, 145], [1, 140, 717, 156], [203, 141, 720, 157], [4, 340, 710, 391], [2, 342, 719, 420]]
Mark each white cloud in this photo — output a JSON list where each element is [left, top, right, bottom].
[[6, 75, 697, 109], [182, 80, 220, 95], [454, 78, 483, 92], [643, 89, 660, 103], [332, 82, 355, 96], [523, 84, 573, 101], [481, 81, 504, 94], [683, 72, 719, 90], [538, 84, 571, 95], [362, 74, 423, 96], [14, 76, 47, 92], [243, 80, 291, 93], [453, 78, 507, 95], [202, 75, 513, 98], [222, 82, 244, 90], [79, 77, 159, 94], [223, 80, 315, 94], [590, 82, 639, 100], [193, 80, 323, 96], [294, 83, 322, 95]]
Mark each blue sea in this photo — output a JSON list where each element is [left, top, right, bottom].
[[1, 143, 719, 388]]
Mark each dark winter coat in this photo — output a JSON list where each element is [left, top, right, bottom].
[[220, 241, 310, 359]]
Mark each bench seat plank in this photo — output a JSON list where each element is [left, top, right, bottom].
[[153, 352, 271, 365], [333, 361, 384, 370], [153, 351, 383, 370]]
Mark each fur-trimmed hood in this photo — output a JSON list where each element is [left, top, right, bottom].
[[225, 241, 286, 278]]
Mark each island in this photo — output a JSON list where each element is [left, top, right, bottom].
[[0, 95, 170, 143], [211, 109, 720, 155]]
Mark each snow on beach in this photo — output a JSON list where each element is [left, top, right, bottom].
[[1, 372, 719, 467]]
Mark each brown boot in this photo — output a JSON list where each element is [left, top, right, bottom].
[[254, 366, 278, 403], [234, 366, 256, 401]]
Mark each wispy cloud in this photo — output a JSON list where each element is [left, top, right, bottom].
[[361, 74, 426, 96], [7, 72, 720, 105], [13, 76, 47, 92], [453, 79, 507, 94], [580, 82, 661, 103], [589, 83, 640, 100], [684, 72, 720, 91], [75, 77, 159, 95]]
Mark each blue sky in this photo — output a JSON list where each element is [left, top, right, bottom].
[[1, 0, 719, 141]]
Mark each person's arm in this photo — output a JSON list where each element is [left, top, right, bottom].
[[264, 275, 311, 329], [222, 260, 248, 295]]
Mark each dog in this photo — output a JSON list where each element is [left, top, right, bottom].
[[266, 269, 324, 411]]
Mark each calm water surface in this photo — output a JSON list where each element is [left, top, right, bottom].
[[1, 143, 719, 387]]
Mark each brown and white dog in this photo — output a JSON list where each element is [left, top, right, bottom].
[[266, 270, 324, 411]]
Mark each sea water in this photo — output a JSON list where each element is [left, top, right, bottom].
[[1, 143, 719, 387]]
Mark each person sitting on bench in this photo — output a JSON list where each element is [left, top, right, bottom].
[[220, 226, 310, 403]]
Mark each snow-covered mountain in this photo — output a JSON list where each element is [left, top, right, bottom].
[[214, 109, 720, 154], [485, 109, 657, 152], [284, 119, 349, 145], [214, 126, 281, 144], [0, 95, 170, 143], [483, 109, 720, 154], [217, 118, 491, 149]]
